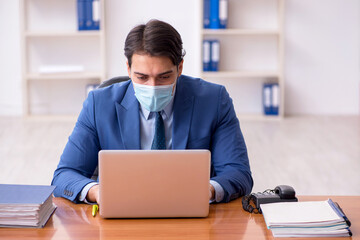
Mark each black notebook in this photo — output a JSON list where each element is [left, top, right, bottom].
[[0, 184, 56, 228]]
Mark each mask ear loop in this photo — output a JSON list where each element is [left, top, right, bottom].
[[171, 76, 179, 96]]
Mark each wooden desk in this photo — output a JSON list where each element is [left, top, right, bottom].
[[0, 196, 358, 239]]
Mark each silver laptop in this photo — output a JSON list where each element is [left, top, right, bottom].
[[98, 150, 210, 218]]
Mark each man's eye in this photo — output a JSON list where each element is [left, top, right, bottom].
[[137, 76, 147, 80], [160, 75, 170, 79]]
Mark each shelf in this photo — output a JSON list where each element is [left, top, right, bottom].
[[200, 0, 284, 119], [27, 72, 103, 80], [202, 71, 280, 79], [25, 31, 103, 38], [202, 29, 280, 36], [21, 0, 106, 117]]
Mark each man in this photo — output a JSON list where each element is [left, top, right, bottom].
[[51, 19, 253, 204]]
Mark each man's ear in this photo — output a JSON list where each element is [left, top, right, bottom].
[[126, 61, 131, 78], [177, 59, 184, 77]]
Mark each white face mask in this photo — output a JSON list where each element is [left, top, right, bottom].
[[132, 81, 175, 112]]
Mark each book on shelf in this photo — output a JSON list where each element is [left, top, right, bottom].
[[203, 0, 211, 28], [203, 39, 220, 72], [210, 40, 220, 71], [77, 0, 86, 30], [263, 83, 279, 116], [204, 0, 228, 29], [202, 40, 211, 71], [218, 0, 228, 28], [92, 0, 100, 30], [77, 0, 100, 31], [260, 199, 352, 238], [0, 184, 56, 228]]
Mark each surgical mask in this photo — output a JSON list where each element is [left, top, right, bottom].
[[132, 81, 175, 112]]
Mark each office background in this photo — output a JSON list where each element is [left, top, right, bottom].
[[0, 0, 359, 195]]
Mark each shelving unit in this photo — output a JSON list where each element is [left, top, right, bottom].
[[20, 0, 106, 118], [200, 0, 284, 119]]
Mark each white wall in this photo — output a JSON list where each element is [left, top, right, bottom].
[[105, 0, 202, 79], [285, 0, 359, 115], [0, 0, 359, 116]]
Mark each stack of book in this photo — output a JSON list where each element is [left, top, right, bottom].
[[0, 184, 56, 228], [260, 199, 352, 238]]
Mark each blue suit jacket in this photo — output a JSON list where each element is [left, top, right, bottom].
[[51, 75, 253, 203]]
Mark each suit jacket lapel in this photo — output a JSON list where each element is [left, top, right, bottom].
[[115, 82, 141, 149], [172, 79, 194, 149]]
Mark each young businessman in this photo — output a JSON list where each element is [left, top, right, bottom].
[[51, 19, 253, 204]]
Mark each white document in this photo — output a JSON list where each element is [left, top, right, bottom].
[[260, 200, 343, 227]]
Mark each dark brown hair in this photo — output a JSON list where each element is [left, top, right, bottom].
[[124, 19, 186, 67]]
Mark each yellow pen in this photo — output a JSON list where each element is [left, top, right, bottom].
[[92, 204, 99, 217]]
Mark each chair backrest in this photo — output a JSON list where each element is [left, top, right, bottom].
[[98, 76, 130, 89]]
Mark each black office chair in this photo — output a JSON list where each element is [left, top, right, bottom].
[[98, 76, 130, 89], [90, 76, 130, 181]]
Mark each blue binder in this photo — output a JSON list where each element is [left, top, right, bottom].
[[210, 40, 220, 71], [91, 0, 100, 30], [203, 0, 211, 29], [209, 0, 220, 29], [271, 83, 279, 115], [84, 0, 93, 30], [263, 83, 272, 115], [0, 184, 55, 204], [77, 0, 86, 31], [203, 40, 211, 71], [219, 0, 228, 29], [263, 83, 280, 115]]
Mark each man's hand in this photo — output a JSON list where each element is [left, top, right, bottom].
[[209, 184, 215, 201], [86, 184, 100, 204]]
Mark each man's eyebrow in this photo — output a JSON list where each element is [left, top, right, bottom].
[[158, 70, 173, 76], [133, 70, 173, 76], [134, 72, 148, 76]]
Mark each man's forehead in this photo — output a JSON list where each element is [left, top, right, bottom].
[[131, 53, 173, 63], [130, 54, 176, 74]]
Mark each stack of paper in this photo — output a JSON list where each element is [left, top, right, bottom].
[[260, 199, 352, 238], [0, 184, 56, 228]]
